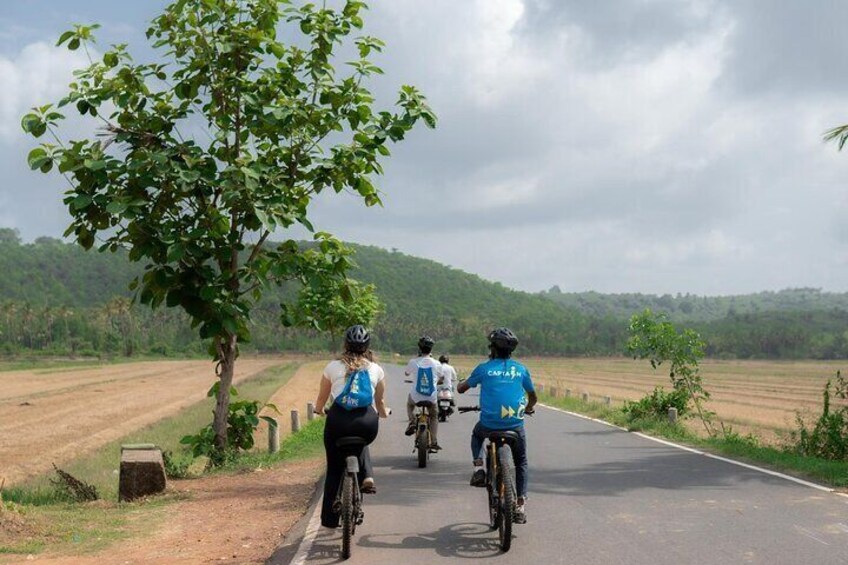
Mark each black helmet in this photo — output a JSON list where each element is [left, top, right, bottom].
[[418, 335, 435, 353], [438, 354, 449, 364], [488, 327, 518, 353], [344, 325, 371, 353]]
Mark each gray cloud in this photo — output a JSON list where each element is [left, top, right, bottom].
[[3, 0, 848, 295]]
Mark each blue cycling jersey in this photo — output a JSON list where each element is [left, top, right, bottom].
[[465, 358, 534, 429]]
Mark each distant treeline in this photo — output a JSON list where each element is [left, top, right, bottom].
[[1, 228, 847, 359]]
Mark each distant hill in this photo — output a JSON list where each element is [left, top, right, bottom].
[[540, 287, 848, 323], [1, 228, 847, 359]]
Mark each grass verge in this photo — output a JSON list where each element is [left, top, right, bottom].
[[1, 361, 314, 558], [538, 391, 848, 488]]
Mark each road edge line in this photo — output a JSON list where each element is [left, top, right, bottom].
[[291, 494, 324, 565], [540, 403, 846, 498]]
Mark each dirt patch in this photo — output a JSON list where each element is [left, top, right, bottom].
[[23, 458, 323, 564], [0, 359, 282, 486], [254, 361, 325, 448], [0, 507, 43, 546]]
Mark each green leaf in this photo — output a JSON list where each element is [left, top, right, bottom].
[[67, 37, 81, 51], [27, 148, 50, 171], [56, 31, 75, 47], [71, 194, 93, 210]]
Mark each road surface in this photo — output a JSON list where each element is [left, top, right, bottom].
[[273, 364, 848, 564]]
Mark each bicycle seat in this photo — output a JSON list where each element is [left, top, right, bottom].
[[415, 401, 435, 408], [487, 430, 521, 444], [336, 436, 368, 448]]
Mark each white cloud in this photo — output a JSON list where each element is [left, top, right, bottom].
[[0, 41, 88, 141]]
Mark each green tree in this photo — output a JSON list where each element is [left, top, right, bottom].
[[627, 309, 714, 435], [22, 0, 435, 455], [283, 274, 382, 349]]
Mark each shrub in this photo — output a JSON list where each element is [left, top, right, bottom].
[[162, 450, 193, 479], [180, 384, 278, 466], [622, 386, 689, 421], [792, 371, 848, 461]]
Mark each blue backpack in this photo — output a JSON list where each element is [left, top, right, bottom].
[[415, 364, 436, 396], [335, 367, 373, 410]]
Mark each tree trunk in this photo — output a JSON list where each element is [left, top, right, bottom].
[[213, 333, 238, 454]]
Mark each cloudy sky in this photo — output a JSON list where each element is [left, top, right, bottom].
[[2, 0, 848, 296]]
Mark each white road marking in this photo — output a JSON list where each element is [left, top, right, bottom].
[[795, 525, 830, 546], [291, 496, 323, 565], [539, 403, 848, 498]]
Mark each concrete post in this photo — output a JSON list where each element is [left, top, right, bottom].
[[549, 386, 558, 398], [565, 388, 572, 398], [536, 383, 545, 395], [668, 407, 678, 424], [581, 392, 589, 403], [307, 402, 315, 421], [268, 418, 279, 454], [291, 410, 301, 433], [604, 396, 611, 406]]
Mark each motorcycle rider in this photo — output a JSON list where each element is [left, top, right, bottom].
[[313, 325, 390, 528], [457, 327, 536, 524], [404, 335, 443, 450], [438, 354, 457, 414]]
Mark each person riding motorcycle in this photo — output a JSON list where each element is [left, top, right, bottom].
[[404, 335, 444, 449], [313, 325, 390, 528], [457, 327, 537, 524], [437, 354, 457, 416]]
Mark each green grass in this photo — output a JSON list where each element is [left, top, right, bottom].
[[538, 391, 848, 488], [6, 362, 298, 504], [218, 417, 326, 474]]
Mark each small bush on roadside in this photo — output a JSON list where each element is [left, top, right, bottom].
[[180, 384, 279, 467], [792, 371, 848, 461], [161, 450, 193, 479], [622, 386, 689, 421]]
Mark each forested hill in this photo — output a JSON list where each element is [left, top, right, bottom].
[[1, 228, 848, 359], [0, 231, 617, 356], [540, 287, 848, 323]]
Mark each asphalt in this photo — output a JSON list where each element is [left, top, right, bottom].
[[272, 364, 848, 564]]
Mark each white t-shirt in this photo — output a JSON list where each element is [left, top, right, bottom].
[[323, 360, 385, 405], [405, 355, 442, 403], [439, 363, 457, 391]]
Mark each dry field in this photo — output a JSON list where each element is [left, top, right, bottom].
[[0, 359, 284, 485], [451, 356, 848, 439]]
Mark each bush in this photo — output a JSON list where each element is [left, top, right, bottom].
[[792, 371, 848, 461], [180, 384, 278, 466], [622, 386, 689, 421], [162, 450, 193, 479]]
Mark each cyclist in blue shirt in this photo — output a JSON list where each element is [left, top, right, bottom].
[[458, 327, 537, 523]]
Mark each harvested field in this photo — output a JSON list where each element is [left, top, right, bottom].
[[0, 359, 283, 485], [451, 357, 847, 437]]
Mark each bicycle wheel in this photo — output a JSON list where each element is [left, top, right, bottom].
[[497, 444, 516, 552], [486, 451, 499, 530], [416, 427, 428, 468], [341, 474, 355, 559]]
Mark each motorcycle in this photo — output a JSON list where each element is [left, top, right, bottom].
[[437, 388, 454, 422]]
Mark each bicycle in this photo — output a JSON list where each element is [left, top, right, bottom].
[[332, 436, 367, 560], [458, 405, 529, 552], [405, 379, 438, 468]]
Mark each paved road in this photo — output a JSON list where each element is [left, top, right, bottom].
[[274, 364, 848, 564]]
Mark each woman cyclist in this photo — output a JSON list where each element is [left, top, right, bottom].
[[314, 324, 390, 529]]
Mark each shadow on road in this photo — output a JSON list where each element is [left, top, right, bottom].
[[358, 522, 503, 559], [530, 449, 792, 497]]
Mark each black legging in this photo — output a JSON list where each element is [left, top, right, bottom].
[[321, 402, 379, 528]]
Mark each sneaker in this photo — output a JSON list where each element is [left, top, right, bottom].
[[360, 477, 376, 494], [514, 504, 527, 524], [470, 468, 486, 487], [429, 443, 442, 452], [404, 422, 416, 436]]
